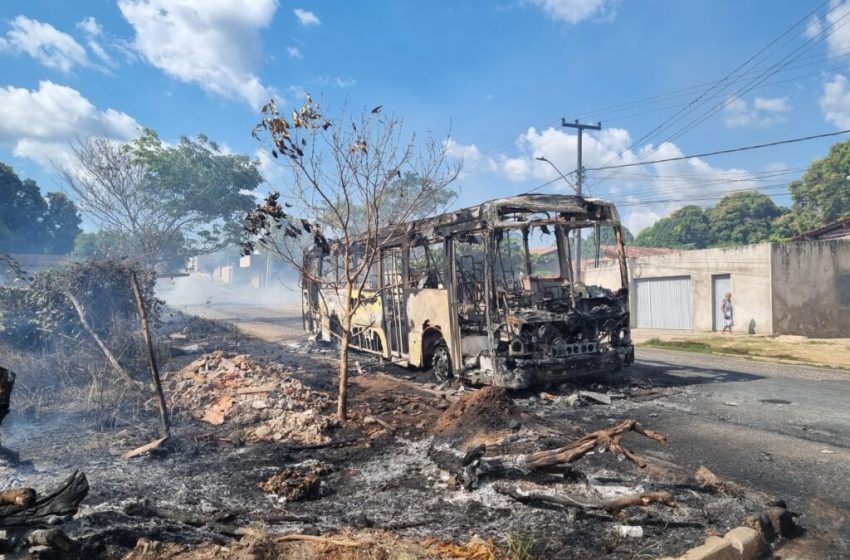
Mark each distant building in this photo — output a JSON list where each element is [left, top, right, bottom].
[[585, 240, 850, 338], [792, 215, 850, 241]]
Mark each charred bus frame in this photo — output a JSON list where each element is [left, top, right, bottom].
[[302, 194, 634, 389]]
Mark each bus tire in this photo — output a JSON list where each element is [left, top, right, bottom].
[[429, 340, 452, 382]]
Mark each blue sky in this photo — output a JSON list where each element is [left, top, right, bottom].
[[2, 0, 850, 233]]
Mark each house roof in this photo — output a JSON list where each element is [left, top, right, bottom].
[[602, 245, 678, 258], [528, 246, 558, 256], [791, 215, 850, 241], [528, 244, 677, 258]]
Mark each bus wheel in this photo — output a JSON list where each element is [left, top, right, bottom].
[[430, 342, 452, 382]]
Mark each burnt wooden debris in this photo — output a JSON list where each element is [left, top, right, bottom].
[[0, 471, 89, 528], [0, 366, 19, 464], [493, 482, 676, 518], [430, 418, 667, 490]]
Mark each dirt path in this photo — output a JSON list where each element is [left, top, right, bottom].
[[632, 329, 850, 370]]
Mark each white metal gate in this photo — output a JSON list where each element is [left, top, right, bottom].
[[712, 274, 731, 331], [635, 276, 692, 329]]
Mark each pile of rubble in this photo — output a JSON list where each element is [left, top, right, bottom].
[[168, 351, 335, 445], [258, 461, 333, 502]]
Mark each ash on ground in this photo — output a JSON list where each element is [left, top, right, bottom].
[[0, 314, 788, 559]]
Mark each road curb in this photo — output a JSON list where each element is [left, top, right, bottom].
[[659, 526, 763, 560]]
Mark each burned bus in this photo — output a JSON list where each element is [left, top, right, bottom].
[[302, 194, 634, 389]]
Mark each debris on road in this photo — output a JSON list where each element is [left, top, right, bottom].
[[122, 436, 167, 459], [168, 351, 336, 444], [258, 461, 333, 502], [579, 389, 613, 405]]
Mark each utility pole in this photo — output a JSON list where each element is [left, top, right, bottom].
[[561, 118, 601, 282]]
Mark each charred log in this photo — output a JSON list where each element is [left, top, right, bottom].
[[431, 419, 667, 489], [493, 482, 676, 518], [0, 366, 18, 463], [0, 471, 89, 528], [123, 500, 235, 527], [0, 488, 35, 507], [0, 366, 13, 427]]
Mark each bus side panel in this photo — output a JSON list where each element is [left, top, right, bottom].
[[405, 288, 451, 367], [351, 289, 389, 357], [316, 288, 389, 356]]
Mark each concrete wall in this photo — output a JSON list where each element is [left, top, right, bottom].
[[771, 240, 850, 338], [582, 260, 622, 291], [582, 245, 774, 333]]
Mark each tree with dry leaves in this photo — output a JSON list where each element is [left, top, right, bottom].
[[243, 97, 460, 421], [59, 130, 260, 269]]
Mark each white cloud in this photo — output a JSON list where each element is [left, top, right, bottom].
[[294, 8, 321, 26], [75, 16, 116, 67], [118, 0, 278, 108], [76, 17, 102, 37], [449, 124, 761, 233], [334, 76, 356, 88], [764, 161, 789, 173], [621, 199, 666, 234], [723, 96, 788, 128], [825, 0, 850, 56], [287, 45, 303, 59], [255, 148, 287, 188], [812, 3, 850, 128], [527, 0, 620, 24], [820, 73, 850, 128], [446, 138, 482, 168], [0, 16, 91, 72], [805, 15, 822, 39], [753, 96, 790, 112], [0, 81, 140, 167]]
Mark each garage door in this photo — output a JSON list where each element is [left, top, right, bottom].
[[635, 276, 692, 330]]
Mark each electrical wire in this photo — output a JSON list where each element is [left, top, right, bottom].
[[586, 129, 850, 172]]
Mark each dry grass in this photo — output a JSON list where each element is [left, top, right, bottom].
[[642, 334, 850, 369], [121, 531, 509, 560]]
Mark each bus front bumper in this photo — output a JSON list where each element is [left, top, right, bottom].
[[493, 344, 634, 389]]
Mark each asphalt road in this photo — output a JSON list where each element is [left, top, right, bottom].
[[622, 348, 850, 554], [186, 302, 850, 555]]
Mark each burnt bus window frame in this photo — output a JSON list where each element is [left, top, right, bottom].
[[301, 194, 634, 389]]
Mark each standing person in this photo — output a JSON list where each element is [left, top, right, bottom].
[[720, 292, 733, 334]]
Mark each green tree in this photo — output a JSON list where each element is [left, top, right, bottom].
[[44, 192, 83, 254], [580, 225, 633, 258], [788, 139, 850, 233], [60, 129, 260, 268], [634, 205, 713, 249], [708, 191, 786, 246], [0, 163, 81, 254]]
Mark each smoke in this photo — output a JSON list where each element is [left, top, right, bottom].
[[156, 273, 302, 309]]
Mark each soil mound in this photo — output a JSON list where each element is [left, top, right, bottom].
[[431, 387, 522, 441]]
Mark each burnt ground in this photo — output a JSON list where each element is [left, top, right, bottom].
[[0, 307, 837, 559]]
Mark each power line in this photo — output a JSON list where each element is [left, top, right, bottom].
[[623, 1, 829, 155], [471, 5, 839, 165], [590, 1, 841, 189], [585, 129, 850, 172]]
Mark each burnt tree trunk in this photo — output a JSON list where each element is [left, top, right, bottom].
[[130, 271, 170, 438], [493, 482, 676, 517], [0, 471, 88, 528], [0, 367, 13, 428], [62, 289, 143, 390], [0, 367, 18, 463]]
